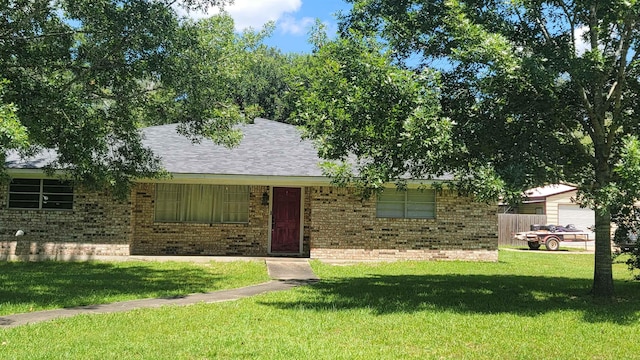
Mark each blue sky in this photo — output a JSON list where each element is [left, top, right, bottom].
[[261, 0, 351, 53], [176, 0, 352, 53]]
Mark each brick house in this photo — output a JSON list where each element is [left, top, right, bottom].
[[1, 119, 498, 261]]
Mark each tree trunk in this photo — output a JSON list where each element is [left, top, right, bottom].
[[592, 207, 614, 299], [590, 135, 615, 299]]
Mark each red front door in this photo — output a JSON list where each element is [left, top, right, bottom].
[[271, 187, 301, 253]]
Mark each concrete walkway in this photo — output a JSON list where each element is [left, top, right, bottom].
[[0, 259, 318, 329]]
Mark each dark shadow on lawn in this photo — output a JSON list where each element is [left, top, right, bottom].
[[261, 274, 639, 325], [0, 261, 225, 312]]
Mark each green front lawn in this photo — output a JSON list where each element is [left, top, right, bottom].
[[0, 260, 270, 316], [1, 251, 639, 359]]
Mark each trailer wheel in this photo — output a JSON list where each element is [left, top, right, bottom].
[[545, 236, 561, 251], [528, 242, 541, 250]]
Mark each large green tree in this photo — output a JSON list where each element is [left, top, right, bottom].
[[229, 34, 297, 122], [298, 0, 640, 298], [290, 34, 451, 195], [145, 18, 296, 127], [0, 0, 261, 196]]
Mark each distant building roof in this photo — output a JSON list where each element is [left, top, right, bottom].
[[524, 184, 576, 199]]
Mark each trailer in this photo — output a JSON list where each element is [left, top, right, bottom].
[[514, 227, 593, 251]]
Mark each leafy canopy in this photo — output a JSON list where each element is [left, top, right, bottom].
[[341, 0, 640, 202], [0, 0, 270, 196], [290, 32, 452, 195]]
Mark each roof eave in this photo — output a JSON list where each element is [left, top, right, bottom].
[[5, 168, 452, 188], [147, 173, 333, 186]]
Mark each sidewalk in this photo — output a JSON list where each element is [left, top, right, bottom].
[[0, 259, 318, 329]]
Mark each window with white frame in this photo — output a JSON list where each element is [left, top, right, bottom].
[[376, 188, 436, 219], [155, 184, 249, 223], [8, 178, 74, 210]]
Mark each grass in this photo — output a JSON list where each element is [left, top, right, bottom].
[[0, 260, 270, 316], [1, 251, 640, 359]]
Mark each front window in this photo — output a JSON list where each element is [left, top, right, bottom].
[[8, 178, 74, 210], [376, 188, 435, 219], [155, 184, 249, 223]]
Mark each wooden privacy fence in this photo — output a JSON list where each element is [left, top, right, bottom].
[[498, 214, 547, 246]]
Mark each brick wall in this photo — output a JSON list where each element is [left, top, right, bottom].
[[302, 189, 312, 255], [130, 183, 302, 256], [1, 181, 498, 261], [308, 186, 498, 261], [0, 184, 131, 259]]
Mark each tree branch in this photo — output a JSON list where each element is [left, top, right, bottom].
[[534, 16, 554, 47], [561, 121, 596, 167], [606, 15, 635, 148], [558, 0, 577, 57], [0, 30, 87, 42], [606, 17, 633, 106], [582, 3, 608, 145]]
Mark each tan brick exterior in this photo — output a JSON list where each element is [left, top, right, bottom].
[[0, 184, 131, 260], [308, 187, 498, 261], [131, 184, 277, 256], [129, 184, 313, 256], [1, 181, 497, 261]]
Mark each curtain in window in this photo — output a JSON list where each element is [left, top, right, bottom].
[[155, 184, 180, 221], [224, 185, 249, 222], [155, 184, 248, 223], [181, 185, 220, 223]]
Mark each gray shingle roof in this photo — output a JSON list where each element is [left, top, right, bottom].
[[5, 149, 57, 169], [142, 118, 324, 176], [5, 118, 452, 182], [5, 118, 325, 177]]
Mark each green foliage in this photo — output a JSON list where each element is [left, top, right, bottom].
[[613, 136, 640, 203], [452, 164, 513, 204], [607, 136, 640, 272], [308, 18, 330, 51], [232, 47, 297, 122], [0, 0, 266, 196], [223, 22, 298, 122], [151, 18, 297, 125], [0, 79, 29, 156], [341, 0, 640, 189], [290, 32, 452, 195], [145, 14, 256, 146], [334, 0, 640, 296]]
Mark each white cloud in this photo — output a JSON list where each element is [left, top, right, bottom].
[[171, 2, 218, 21], [279, 15, 315, 35], [573, 24, 618, 57], [173, 0, 303, 31], [574, 25, 589, 57], [228, 0, 302, 30]]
